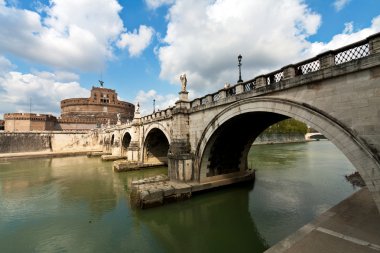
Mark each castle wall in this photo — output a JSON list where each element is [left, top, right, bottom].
[[4, 113, 57, 132]]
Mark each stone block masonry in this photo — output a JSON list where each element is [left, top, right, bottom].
[[0, 131, 101, 154]]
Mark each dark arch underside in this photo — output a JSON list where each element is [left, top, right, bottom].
[[205, 112, 288, 176], [122, 132, 131, 149], [145, 128, 170, 164]]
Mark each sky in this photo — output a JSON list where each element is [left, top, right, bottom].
[[0, 0, 379, 117]]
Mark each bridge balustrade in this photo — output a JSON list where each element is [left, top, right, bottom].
[[201, 97, 208, 105], [212, 93, 220, 102], [335, 41, 370, 65], [226, 86, 236, 97], [243, 81, 255, 92], [295, 58, 320, 75]]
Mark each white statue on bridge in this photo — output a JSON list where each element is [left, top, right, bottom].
[[180, 74, 187, 92], [136, 102, 140, 113], [116, 113, 121, 125]]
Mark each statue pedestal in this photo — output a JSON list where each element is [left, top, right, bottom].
[[178, 91, 189, 101]]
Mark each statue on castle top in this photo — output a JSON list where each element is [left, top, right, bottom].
[[98, 80, 104, 87], [180, 74, 187, 92]]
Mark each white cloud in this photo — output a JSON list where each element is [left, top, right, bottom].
[[0, 55, 15, 74], [117, 25, 155, 57], [0, 0, 124, 71], [0, 58, 89, 116], [334, 0, 350, 12], [134, 89, 177, 115], [157, 0, 321, 95], [308, 16, 380, 56], [144, 0, 175, 10], [343, 22, 354, 34]]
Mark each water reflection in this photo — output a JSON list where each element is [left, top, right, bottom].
[[248, 141, 357, 245], [135, 183, 269, 253]]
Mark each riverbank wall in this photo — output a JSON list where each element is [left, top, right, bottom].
[[253, 133, 306, 145], [264, 187, 380, 253], [0, 131, 101, 153]]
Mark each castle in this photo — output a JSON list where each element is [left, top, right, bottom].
[[3, 85, 135, 131]]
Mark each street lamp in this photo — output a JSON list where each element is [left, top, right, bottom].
[[237, 54, 243, 83], [153, 99, 156, 113]]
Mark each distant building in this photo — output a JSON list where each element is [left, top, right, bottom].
[[4, 113, 57, 132], [4, 85, 135, 132], [60, 86, 134, 128]]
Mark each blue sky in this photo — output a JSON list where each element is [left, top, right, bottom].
[[0, 0, 379, 117]]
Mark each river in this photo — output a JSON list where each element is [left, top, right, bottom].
[[0, 141, 358, 252]]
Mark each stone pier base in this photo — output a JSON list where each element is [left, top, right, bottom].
[[130, 170, 255, 209], [113, 160, 166, 172]]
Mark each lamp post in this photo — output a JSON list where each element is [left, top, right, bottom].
[[237, 54, 243, 83], [153, 99, 156, 113]]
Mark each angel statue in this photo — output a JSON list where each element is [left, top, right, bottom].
[[136, 102, 140, 113], [180, 74, 187, 92]]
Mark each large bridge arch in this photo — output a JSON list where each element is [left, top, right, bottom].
[[196, 97, 380, 204], [143, 124, 171, 164], [143, 122, 171, 144]]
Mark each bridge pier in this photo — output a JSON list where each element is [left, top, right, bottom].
[[168, 91, 196, 182], [168, 153, 194, 181]]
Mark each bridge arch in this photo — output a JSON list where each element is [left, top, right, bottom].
[[143, 125, 170, 164], [121, 131, 132, 149], [143, 122, 171, 144], [110, 134, 115, 146], [196, 97, 380, 198]]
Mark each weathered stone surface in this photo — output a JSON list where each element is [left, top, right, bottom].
[[0, 131, 102, 153], [87, 151, 111, 157], [113, 160, 166, 172]]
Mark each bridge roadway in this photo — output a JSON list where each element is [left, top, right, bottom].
[[100, 32, 380, 211]]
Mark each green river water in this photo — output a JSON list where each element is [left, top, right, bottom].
[[0, 141, 358, 252]]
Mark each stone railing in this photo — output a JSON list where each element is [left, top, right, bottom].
[[189, 32, 380, 109], [140, 107, 175, 123]]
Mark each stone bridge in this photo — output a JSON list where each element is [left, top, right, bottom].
[[101, 33, 380, 211]]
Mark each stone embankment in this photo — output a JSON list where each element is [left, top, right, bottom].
[[130, 170, 255, 209], [0, 131, 101, 153], [253, 133, 306, 145], [87, 151, 111, 157], [264, 187, 380, 253], [0, 150, 101, 160]]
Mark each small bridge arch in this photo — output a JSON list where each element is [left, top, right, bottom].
[[196, 97, 380, 195], [305, 132, 326, 141], [143, 124, 171, 164], [121, 131, 132, 149]]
